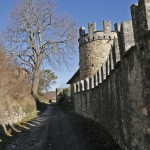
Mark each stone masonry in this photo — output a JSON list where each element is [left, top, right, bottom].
[[68, 0, 150, 150], [79, 21, 117, 80]]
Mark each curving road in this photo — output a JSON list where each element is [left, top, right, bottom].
[[5, 104, 88, 150]]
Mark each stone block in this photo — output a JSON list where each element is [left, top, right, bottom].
[[106, 58, 110, 76], [80, 80, 85, 91], [85, 78, 90, 90], [103, 20, 111, 33], [131, 0, 150, 48], [109, 48, 114, 71], [88, 22, 96, 34], [114, 23, 121, 32], [120, 21, 135, 52], [113, 38, 121, 63], [73, 83, 76, 93], [79, 26, 85, 37]]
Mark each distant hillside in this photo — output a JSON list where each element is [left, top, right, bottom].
[[45, 91, 56, 101]]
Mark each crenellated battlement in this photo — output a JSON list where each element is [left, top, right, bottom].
[[88, 22, 96, 34], [75, 18, 136, 92], [79, 20, 135, 80], [78, 21, 117, 47], [131, 0, 150, 49], [67, 0, 150, 149], [78, 31, 117, 46], [103, 20, 111, 33], [75, 38, 119, 93]]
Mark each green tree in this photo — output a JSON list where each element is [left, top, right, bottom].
[[58, 87, 71, 99], [63, 87, 71, 98], [38, 69, 57, 92]]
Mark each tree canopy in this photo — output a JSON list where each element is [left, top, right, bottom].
[[2, 0, 78, 95], [38, 69, 57, 92]]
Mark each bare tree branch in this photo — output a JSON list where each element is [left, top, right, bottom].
[[1, 0, 78, 95]]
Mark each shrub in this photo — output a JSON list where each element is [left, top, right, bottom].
[[0, 45, 36, 133]]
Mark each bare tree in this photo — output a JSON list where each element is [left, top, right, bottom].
[[2, 0, 77, 95]]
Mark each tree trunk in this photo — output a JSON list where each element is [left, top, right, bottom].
[[32, 69, 40, 95]]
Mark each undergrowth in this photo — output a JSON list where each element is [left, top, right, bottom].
[[0, 44, 37, 148], [36, 91, 49, 104]]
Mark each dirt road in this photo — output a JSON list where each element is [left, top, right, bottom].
[[5, 104, 88, 150]]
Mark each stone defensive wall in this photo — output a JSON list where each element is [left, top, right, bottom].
[[72, 0, 150, 149]]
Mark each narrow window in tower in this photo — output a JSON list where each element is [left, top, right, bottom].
[[93, 37, 94, 40], [92, 64, 94, 67], [104, 36, 105, 39]]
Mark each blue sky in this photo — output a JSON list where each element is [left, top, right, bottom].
[[0, 0, 138, 90]]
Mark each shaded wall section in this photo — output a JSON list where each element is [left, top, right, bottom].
[[71, 0, 150, 149]]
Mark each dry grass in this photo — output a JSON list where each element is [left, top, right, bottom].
[[36, 91, 49, 103], [0, 45, 36, 135]]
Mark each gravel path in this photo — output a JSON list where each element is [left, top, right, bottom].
[[5, 104, 88, 150]]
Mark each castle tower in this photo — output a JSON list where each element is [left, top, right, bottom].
[[79, 21, 117, 80]]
